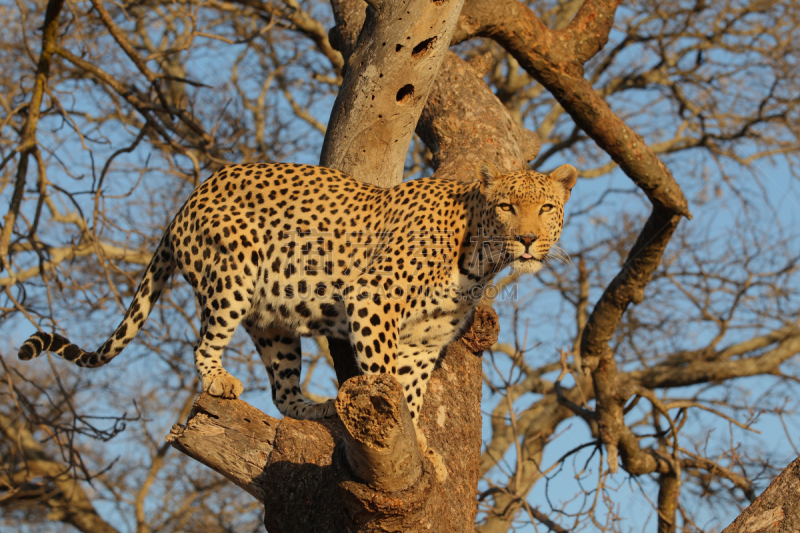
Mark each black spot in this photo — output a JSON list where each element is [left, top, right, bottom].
[[115, 323, 128, 340], [296, 302, 312, 317]]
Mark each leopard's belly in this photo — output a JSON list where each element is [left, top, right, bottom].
[[247, 267, 475, 350]]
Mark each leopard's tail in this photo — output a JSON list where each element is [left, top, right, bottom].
[[18, 235, 176, 368]]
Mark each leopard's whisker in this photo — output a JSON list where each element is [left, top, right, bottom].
[[546, 245, 573, 268]]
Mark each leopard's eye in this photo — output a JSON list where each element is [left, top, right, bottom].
[[540, 204, 555, 213], [498, 203, 514, 213]]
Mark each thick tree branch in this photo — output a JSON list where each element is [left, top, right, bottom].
[[636, 330, 800, 389], [587, 205, 682, 476], [336, 375, 423, 491], [418, 52, 540, 177], [564, 0, 621, 62], [657, 473, 680, 533]]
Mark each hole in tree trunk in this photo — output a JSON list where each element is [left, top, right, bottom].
[[395, 44, 403, 52], [396, 84, 414, 103], [412, 37, 437, 58]]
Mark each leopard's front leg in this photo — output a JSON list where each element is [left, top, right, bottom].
[[394, 345, 439, 423], [394, 345, 447, 481], [346, 295, 446, 479], [346, 294, 400, 379]]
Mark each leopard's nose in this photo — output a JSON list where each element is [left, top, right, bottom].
[[516, 235, 537, 247]]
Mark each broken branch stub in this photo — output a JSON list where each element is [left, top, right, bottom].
[[336, 373, 423, 491], [166, 393, 278, 502]]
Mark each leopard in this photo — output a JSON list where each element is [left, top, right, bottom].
[[18, 161, 577, 437]]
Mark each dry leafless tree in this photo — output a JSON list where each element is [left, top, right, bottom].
[[1, 0, 799, 531]]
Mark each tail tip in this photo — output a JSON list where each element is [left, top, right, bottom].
[[18, 331, 49, 360], [18, 341, 38, 360]]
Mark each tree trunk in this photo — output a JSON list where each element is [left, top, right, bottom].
[[723, 456, 800, 533], [320, 0, 465, 186]]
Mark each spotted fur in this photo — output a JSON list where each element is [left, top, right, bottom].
[[18, 162, 577, 424]]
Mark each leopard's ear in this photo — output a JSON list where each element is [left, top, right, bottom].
[[549, 164, 578, 202], [478, 161, 501, 194]]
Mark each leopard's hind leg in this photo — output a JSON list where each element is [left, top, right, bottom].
[[243, 324, 335, 419]]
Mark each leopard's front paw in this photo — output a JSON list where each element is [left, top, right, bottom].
[[416, 429, 448, 483], [425, 447, 448, 483], [203, 372, 244, 399], [416, 428, 429, 452]]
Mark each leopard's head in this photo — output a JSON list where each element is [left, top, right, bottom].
[[479, 162, 578, 274]]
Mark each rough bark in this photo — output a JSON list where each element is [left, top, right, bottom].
[[418, 51, 541, 177], [327, 0, 540, 175], [657, 473, 680, 533], [723, 456, 800, 533], [168, 308, 498, 532], [336, 374, 423, 491]]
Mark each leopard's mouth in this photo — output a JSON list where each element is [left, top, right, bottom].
[[508, 251, 547, 274], [516, 253, 542, 263]]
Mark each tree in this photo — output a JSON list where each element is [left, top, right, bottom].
[[1, 0, 799, 532]]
